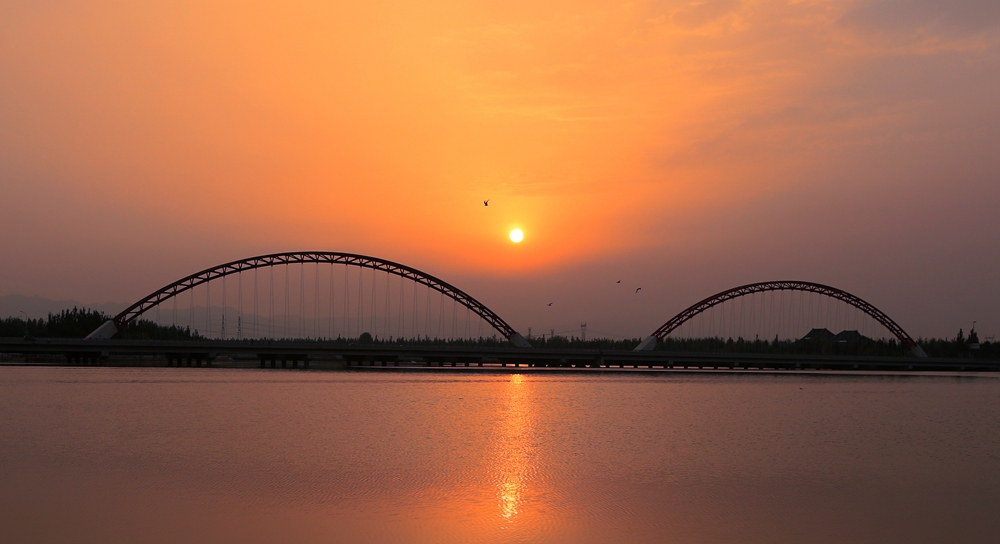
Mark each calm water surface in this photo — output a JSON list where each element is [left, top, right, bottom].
[[1, 367, 999, 543]]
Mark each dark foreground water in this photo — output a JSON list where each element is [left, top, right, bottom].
[[1, 367, 999, 544]]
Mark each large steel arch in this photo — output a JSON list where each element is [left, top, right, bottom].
[[87, 251, 531, 347], [635, 281, 927, 357]]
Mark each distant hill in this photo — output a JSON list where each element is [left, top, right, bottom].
[[0, 294, 126, 319]]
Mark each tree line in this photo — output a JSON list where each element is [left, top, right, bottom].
[[0, 308, 199, 340]]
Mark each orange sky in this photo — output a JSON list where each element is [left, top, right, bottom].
[[1, 0, 998, 337]]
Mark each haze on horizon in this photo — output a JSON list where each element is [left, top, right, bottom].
[[1, 0, 998, 339]]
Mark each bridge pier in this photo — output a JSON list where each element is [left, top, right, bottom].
[[66, 352, 105, 365]]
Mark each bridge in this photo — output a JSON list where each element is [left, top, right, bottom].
[[1, 250, 959, 369], [633, 281, 928, 358], [85, 251, 532, 347], [2, 337, 994, 372]]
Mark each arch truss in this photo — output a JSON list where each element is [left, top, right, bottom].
[[635, 281, 926, 357], [87, 251, 531, 347]]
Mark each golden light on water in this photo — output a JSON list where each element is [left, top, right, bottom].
[[494, 374, 532, 525], [500, 481, 520, 521]]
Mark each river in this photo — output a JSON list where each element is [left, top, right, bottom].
[[1, 367, 998, 543]]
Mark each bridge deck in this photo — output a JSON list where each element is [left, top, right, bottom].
[[0, 339, 996, 373]]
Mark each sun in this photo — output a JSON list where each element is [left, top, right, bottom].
[[509, 229, 524, 243]]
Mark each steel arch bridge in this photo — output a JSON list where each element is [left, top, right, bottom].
[[634, 280, 927, 357], [86, 251, 531, 347]]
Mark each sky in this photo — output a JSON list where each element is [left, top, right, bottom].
[[1, 0, 998, 339]]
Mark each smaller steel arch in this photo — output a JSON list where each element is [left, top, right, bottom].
[[87, 252, 531, 347], [635, 281, 926, 357]]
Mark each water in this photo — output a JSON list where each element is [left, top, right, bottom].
[[1, 367, 998, 543]]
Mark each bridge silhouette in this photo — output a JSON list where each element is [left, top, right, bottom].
[[83, 251, 927, 358], [86, 252, 530, 347]]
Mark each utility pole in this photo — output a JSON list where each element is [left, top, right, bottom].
[[581, 323, 587, 342]]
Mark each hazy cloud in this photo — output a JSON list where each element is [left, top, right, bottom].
[[843, 0, 1000, 36]]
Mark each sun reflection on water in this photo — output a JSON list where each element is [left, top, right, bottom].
[[500, 481, 520, 520], [493, 374, 533, 526]]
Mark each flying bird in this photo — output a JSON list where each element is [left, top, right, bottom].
[[616, 280, 621, 283], [483, 199, 489, 206], [547, 302, 553, 306], [635, 287, 641, 293]]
